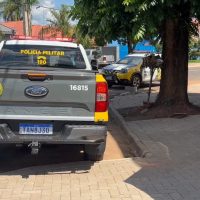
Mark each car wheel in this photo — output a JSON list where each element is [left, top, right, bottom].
[[131, 74, 141, 88], [113, 74, 119, 84], [84, 142, 106, 161], [108, 82, 113, 88]]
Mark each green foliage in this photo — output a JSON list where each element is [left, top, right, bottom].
[[76, 34, 94, 49], [0, 0, 38, 21], [189, 60, 200, 63], [73, 27, 94, 48], [122, 0, 200, 64], [123, 0, 200, 38], [190, 51, 200, 56], [43, 5, 72, 38], [71, 0, 149, 49], [0, 0, 23, 21], [189, 37, 200, 49], [189, 48, 200, 60]]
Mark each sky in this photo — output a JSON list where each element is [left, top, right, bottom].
[[32, 0, 74, 25]]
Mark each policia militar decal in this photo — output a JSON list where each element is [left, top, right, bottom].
[[20, 50, 65, 56], [20, 49, 65, 65]]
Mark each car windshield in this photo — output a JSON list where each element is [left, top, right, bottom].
[[0, 44, 86, 69], [117, 56, 143, 65]]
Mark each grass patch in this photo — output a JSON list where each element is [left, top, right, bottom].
[[189, 60, 200, 63]]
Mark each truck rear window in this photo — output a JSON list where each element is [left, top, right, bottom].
[[0, 44, 86, 69]]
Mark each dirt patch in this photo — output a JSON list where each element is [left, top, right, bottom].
[[103, 119, 136, 159], [118, 103, 200, 121]]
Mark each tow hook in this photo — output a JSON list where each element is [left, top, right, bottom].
[[28, 141, 40, 155]]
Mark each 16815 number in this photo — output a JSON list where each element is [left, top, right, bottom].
[[70, 85, 88, 91]]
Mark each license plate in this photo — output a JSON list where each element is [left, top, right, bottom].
[[19, 124, 53, 135], [106, 75, 113, 80]]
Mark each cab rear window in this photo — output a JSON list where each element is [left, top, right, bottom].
[[0, 44, 86, 69]]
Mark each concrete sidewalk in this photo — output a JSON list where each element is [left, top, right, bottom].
[[110, 87, 200, 200]]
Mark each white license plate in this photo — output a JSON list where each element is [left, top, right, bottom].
[[19, 124, 53, 135], [106, 76, 113, 80]]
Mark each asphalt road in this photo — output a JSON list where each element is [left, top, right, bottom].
[[189, 66, 200, 83]]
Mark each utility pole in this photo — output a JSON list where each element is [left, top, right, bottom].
[[23, 0, 31, 36]]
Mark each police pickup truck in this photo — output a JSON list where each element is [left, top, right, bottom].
[[0, 36, 108, 161]]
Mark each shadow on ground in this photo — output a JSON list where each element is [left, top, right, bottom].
[[124, 109, 200, 200], [0, 144, 95, 177], [125, 147, 200, 199]]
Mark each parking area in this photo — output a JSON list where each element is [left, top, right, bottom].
[[0, 117, 138, 200], [0, 157, 145, 200], [0, 117, 136, 173]]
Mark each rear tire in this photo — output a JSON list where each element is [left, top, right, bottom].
[[112, 73, 119, 85], [131, 74, 141, 88], [84, 142, 106, 161], [108, 82, 113, 88]]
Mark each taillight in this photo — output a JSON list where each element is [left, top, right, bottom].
[[95, 82, 108, 112]]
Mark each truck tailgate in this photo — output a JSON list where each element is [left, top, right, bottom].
[[0, 69, 96, 121]]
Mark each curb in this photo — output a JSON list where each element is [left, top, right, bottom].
[[109, 104, 151, 158]]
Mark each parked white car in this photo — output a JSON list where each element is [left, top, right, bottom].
[[86, 48, 115, 70]]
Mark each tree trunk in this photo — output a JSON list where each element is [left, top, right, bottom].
[[28, 5, 32, 36], [23, 1, 32, 36], [127, 35, 133, 54], [156, 2, 190, 107]]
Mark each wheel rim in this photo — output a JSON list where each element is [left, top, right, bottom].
[[113, 75, 118, 84], [132, 76, 140, 87]]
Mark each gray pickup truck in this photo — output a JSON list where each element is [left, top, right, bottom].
[[0, 37, 108, 161]]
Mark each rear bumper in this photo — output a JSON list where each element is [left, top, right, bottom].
[[0, 123, 107, 145]]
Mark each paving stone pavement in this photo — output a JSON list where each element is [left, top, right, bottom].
[[126, 115, 200, 200], [2, 152, 200, 200], [0, 158, 157, 200], [110, 85, 200, 200]]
